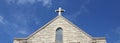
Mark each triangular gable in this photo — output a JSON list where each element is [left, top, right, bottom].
[[25, 15, 93, 39]]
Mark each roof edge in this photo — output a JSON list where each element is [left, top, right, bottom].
[[93, 37, 106, 40], [14, 38, 27, 40]]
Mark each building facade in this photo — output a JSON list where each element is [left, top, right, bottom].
[[14, 7, 106, 43]]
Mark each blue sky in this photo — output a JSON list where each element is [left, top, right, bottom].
[[0, 0, 120, 43]]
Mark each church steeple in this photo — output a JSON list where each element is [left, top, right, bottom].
[[55, 7, 65, 16]]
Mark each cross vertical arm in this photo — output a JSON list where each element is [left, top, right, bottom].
[[55, 7, 65, 16]]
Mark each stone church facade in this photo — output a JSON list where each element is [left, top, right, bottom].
[[14, 8, 106, 43]]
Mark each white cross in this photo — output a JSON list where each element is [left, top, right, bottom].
[[55, 7, 65, 16]]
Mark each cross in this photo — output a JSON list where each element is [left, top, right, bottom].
[[55, 7, 65, 16]]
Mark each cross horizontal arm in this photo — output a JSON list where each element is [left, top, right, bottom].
[[55, 7, 65, 16]]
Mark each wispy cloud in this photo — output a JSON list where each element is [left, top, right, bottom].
[[38, 0, 52, 7], [18, 30, 28, 35], [64, 11, 81, 22], [71, 11, 80, 19], [0, 16, 5, 24], [116, 27, 120, 35], [80, 0, 90, 14], [6, 0, 52, 7], [115, 40, 120, 43], [65, 0, 91, 22], [0, 12, 42, 37], [1, 21, 29, 36], [114, 27, 120, 43]]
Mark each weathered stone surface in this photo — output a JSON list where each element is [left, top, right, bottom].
[[14, 16, 106, 43]]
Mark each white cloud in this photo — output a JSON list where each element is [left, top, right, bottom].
[[0, 16, 5, 24], [17, 0, 36, 4], [72, 11, 81, 18], [18, 30, 28, 35], [38, 0, 52, 7], [79, 0, 90, 15], [81, 0, 90, 6], [114, 27, 120, 43], [6, 0, 52, 7], [65, 11, 81, 22], [116, 27, 120, 35], [114, 40, 120, 43]]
